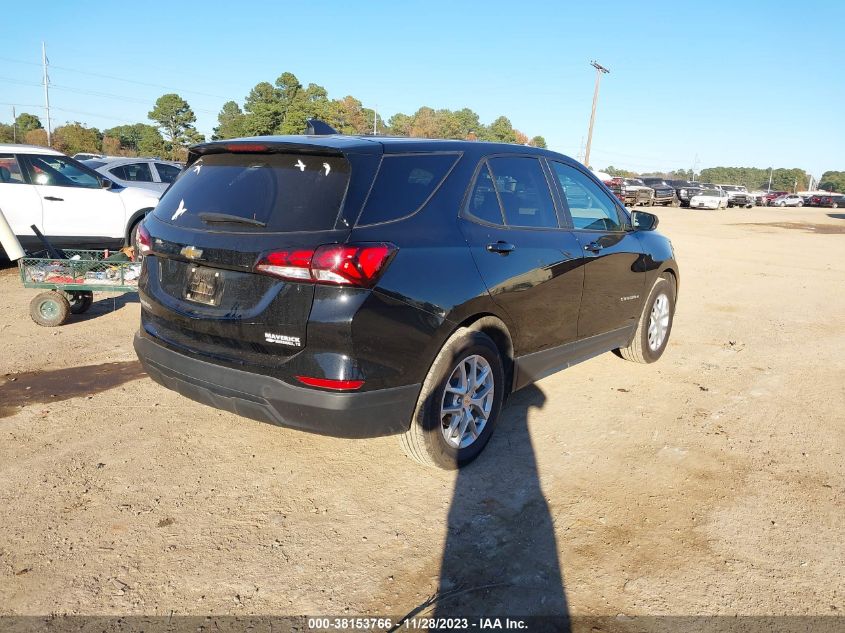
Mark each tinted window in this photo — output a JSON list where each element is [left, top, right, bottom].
[[0, 154, 25, 184], [152, 152, 350, 232], [357, 154, 458, 225], [487, 156, 558, 228], [110, 162, 154, 182], [155, 162, 181, 183], [550, 162, 624, 231], [464, 163, 504, 225], [26, 155, 100, 188]]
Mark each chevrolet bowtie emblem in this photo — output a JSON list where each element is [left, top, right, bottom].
[[180, 245, 203, 259]]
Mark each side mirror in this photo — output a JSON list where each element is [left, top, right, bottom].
[[632, 210, 659, 231], [100, 178, 113, 189]]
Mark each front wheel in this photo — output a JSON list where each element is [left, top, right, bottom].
[[400, 329, 505, 469], [618, 275, 675, 364], [797, 201, 803, 207]]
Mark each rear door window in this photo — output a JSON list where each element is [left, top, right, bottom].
[[464, 163, 504, 225], [356, 153, 459, 225], [152, 152, 351, 232], [0, 154, 26, 184], [110, 163, 154, 182], [155, 162, 181, 183], [487, 156, 559, 228]]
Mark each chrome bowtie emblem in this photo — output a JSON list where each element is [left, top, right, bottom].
[[180, 245, 203, 259]]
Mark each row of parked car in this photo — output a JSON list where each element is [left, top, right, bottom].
[[602, 175, 844, 210]]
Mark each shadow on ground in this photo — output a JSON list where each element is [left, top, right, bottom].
[[73, 292, 139, 322], [827, 213, 845, 220], [395, 385, 570, 630], [0, 360, 146, 418]]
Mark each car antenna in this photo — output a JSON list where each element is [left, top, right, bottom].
[[305, 119, 339, 135]]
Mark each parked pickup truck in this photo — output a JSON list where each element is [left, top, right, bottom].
[[639, 178, 679, 206], [668, 180, 706, 207], [608, 178, 654, 207], [718, 185, 754, 208]]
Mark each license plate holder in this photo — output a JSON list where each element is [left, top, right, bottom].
[[185, 267, 220, 306]]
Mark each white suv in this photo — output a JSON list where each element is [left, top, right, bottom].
[[0, 144, 161, 256]]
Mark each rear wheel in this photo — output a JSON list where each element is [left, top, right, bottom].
[[618, 275, 675, 364], [30, 291, 71, 327], [400, 328, 505, 469]]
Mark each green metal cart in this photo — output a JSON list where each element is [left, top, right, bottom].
[[18, 249, 142, 327]]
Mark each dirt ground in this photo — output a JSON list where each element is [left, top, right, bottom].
[[0, 206, 843, 625]]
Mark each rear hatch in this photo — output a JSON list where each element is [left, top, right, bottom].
[[139, 139, 381, 372]]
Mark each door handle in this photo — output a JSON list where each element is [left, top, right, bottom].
[[486, 241, 515, 255], [584, 241, 603, 252], [44, 196, 64, 201]]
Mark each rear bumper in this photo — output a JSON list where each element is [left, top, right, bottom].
[[134, 331, 420, 438]]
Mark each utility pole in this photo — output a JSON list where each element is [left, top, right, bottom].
[[11, 106, 16, 143], [767, 168, 772, 193], [583, 60, 609, 169], [373, 104, 378, 135], [41, 41, 52, 146]]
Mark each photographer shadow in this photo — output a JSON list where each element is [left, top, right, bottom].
[[431, 384, 570, 630]]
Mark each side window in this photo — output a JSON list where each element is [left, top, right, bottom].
[[110, 163, 154, 183], [357, 153, 459, 225], [550, 162, 624, 231], [487, 156, 558, 228], [464, 162, 504, 225], [26, 155, 101, 189], [155, 162, 181, 184], [0, 154, 26, 184]]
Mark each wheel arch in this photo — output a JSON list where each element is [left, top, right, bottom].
[[125, 208, 155, 245], [454, 313, 515, 398]]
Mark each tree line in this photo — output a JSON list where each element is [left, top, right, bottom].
[[0, 70, 546, 160]]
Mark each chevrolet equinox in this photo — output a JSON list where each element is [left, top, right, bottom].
[[134, 131, 679, 469]]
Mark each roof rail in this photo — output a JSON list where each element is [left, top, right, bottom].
[[305, 119, 339, 135]]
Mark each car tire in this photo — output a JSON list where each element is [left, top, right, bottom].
[[62, 290, 94, 314], [778, 202, 785, 207], [30, 291, 71, 327], [833, 202, 839, 209], [400, 328, 505, 470], [618, 275, 675, 364], [797, 201, 803, 207], [129, 218, 146, 260]]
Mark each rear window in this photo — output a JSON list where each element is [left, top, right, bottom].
[[356, 153, 459, 225], [152, 152, 350, 232]]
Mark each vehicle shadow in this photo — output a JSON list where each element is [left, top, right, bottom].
[[0, 360, 147, 418], [827, 213, 845, 220], [401, 384, 570, 630]]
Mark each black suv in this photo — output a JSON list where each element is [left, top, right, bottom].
[[134, 133, 679, 469]]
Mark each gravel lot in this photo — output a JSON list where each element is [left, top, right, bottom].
[[0, 206, 843, 625]]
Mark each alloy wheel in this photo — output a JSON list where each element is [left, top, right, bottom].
[[647, 293, 670, 351], [440, 354, 494, 449]]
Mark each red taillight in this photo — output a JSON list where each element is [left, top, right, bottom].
[[295, 376, 364, 391], [137, 223, 152, 255], [255, 243, 396, 287]]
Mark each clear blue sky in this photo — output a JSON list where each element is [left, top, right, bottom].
[[2, 0, 843, 178]]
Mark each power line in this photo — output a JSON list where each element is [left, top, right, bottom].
[[0, 54, 230, 101]]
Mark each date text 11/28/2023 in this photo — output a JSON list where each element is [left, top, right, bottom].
[[307, 617, 530, 630]]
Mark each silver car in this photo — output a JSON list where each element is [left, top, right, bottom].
[[771, 194, 804, 207], [82, 157, 182, 193]]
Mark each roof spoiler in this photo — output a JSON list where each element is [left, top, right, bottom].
[[305, 118, 339, 135]]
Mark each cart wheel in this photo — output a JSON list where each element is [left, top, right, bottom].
[[30, 291, 71, 327], [63, 290, 94, 314]]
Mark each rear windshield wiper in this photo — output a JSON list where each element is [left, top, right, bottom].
[[198, 212, 266, 227]]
